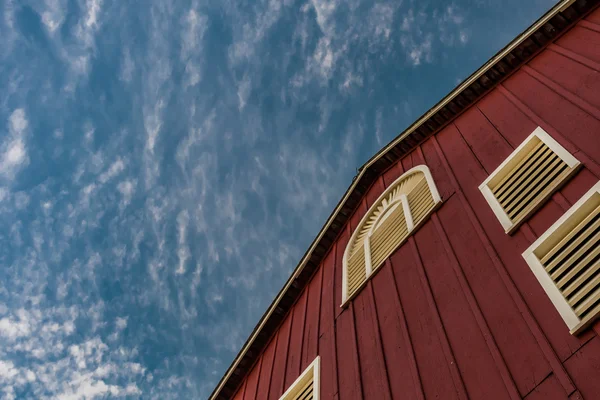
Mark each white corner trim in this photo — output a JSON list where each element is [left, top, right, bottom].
[[279, 356, 320, 400]]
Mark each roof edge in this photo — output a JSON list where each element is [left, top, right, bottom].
[[358, 0, 577, 173]]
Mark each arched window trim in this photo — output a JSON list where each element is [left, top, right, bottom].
[[342, 165, 442, 307]]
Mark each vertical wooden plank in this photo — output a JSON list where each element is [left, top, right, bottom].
[[526, 198, 569, 237], [556, 26, 600, 65], [502, 71, 600, 162], [476, 89, 539, 148], [586, 6, 600, 25], [389, 241, 463, 400], [475, 85, 599, 227], [371, 263, 424, 400], [320, 245, 336, 336], [268, 314, 293, 400], [318, 326, 338, 400], [284, 290, 308, 388], [559, 167, 599, 204], [334, 228, 349, 318], [564, 337, 600, 399], [256, 333, 278, 400], [411, 147, 426, 166], [243, 357, 262, 400], [301, 266, 323, 371], [365, 177, 385, 208], [496, 84, 600, 179], [232, 380, 247, 400], [419, 142, 455, 200], [455, 106, 513, 173], [402, 151, 414, 171], [335, 303, 363, 400], [434, 195, 543, 397], [528, 49, 600, 110], [352, 284, 392, 400], [474, 87, 584, 236], [435, 123, 588, 362], [349, 199, 368, 232], [432, 128, 580, 395], [524, 375, 570, 400], [420, 212, 521, 398], [382, 160, 405, 187]]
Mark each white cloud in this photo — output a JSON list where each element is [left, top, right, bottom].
[[227, 0, 284, 66], [98, 158, 125, 184], [115, 317, 128, 330], [0, 315, 31, 340], [0, 109, 29, 181], [77, 0, 103, 47], [369, 3, 394, 40], [0, 360, 18, 380], [237, 74, 252, 111], [117, 179, 136, 208], [313, 37, 335, 80], [176, 210, 190, 275], [309, 0, 338, 36], [181, 8, 208, 87], [41, 0, 68, 33], [405, 34, 433, 66], [119, 48, 134, 83]]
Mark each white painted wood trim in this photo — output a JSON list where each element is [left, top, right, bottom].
[[364, 237, 373, 277], [532, 127, 580, 168], [401, 194, 414, 233], [479, 126, 581, 234], [523, 252, 580, 330], [279, 356, 320, 400], [522, 181, 600, 334], [341, 165, 442, 307], [480, 184, 513, 232]]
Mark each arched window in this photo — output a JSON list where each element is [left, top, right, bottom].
[[342, 165, 442, 306]]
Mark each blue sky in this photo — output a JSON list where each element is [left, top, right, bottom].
[[0, 0, 556, 398]]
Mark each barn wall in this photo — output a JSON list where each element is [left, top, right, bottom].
[[233, 8, 600, 400]]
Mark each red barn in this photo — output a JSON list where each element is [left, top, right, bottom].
[[210, 0, 600, 398]]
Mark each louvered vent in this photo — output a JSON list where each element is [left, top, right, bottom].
[[523, 182, 600, 335], [342, 166, 442, 305], [408, 175, 435, 226], [280, 357, 320, 400], [492, 141, 570, 222], [346, 241, 367, 298], [370, 205, 408, 271], [292, 378, 313, 400], [542, 202, 600, 319], [480, 127, 581, 234]]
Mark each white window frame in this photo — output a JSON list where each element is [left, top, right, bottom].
[[341, 165, 442, 307], [279, 356, 320, 400], [479, 126, 581, 234], [522, 181, 600, 335]]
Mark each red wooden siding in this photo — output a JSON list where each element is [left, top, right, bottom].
[[232, 9, 600, 400]]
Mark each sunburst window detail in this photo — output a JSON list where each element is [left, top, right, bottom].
[[342, 165, 442, 306]]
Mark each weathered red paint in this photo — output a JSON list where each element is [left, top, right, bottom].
[[231, 10, 600, 400], [268, 314, 292, 400]]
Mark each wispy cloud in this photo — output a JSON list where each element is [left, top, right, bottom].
[[0, 109, 29, 182]]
